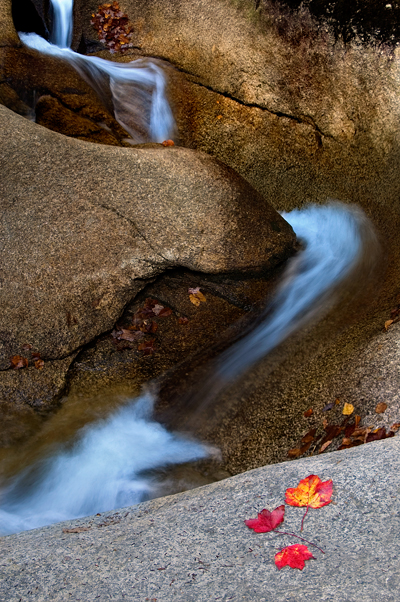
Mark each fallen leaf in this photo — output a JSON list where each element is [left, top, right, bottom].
[[366, 427, 393, 443], [189, 287, 206, 306], [285, 474, 333, 509], [31, 352, 41, 360], [10, 355, 28, 369], [157, 307, 172, 317], [113, 328, 144, 342], [319, 440, 332, 453], [322, 402, 334, 412], [341, 437, 351, 445], [34, 359, 45, 370], [62, 527, 90, 533], [21, 344, 32, 351], [301, 428, 316, 444], [178, 316, 189, 325], [303, 408, 313, 418], [275, 544, 314, 571], [385, 319, 394, 330], [138, 339, 156, 355], [322, 418, 328, 429], [344, 423, 356, 438], [342, 403, 354, 416], [152, 304, 165, 315], [390, 423, 400, 432], [355, 415, 361, 427], [287, 448, 302, 458], [375, 402, 388, 414], [161, 139, 174, 146], [244, 505, 285, 533], [335, 398, 341, 405]]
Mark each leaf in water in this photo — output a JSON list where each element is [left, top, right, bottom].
[[342, 403, 354, 416], [375, 402, 387, 414], [244, 505, 285, 533], [275, 544, 314, 570], [10, 355, 28, 369]]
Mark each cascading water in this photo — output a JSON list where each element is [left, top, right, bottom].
[[20, 0, 175, 143], [0, 202, 377, 535], [50, 0, 73, 48], [1, 0, 379, 536]]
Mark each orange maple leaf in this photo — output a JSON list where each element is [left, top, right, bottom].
[[285, 474, 333, 530], [275, 544, 314, 571]]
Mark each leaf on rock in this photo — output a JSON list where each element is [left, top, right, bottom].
[[301, 428, 316, 444], [244, 505, 285, 533], [322, 402, 334, 412], [275, 544, 314, 571], [113, 328, 144, 342], [385, 319, 394, 330], [189, 287, 206, 306], [303, 408, 313, 417], [287, 448, 302, 458], [342, 403, 354, 416], [161, 139, 175, 147], [91, 1, 134, 53], [285, 474, 333, 509], [34, 359, 45, 370], [375, 402, 387, 414], [178, 316, 189, 325], [138, 339, 156, 355], [10, 355, 28, 369], [390, 423, 400, 432], [319, 440, 332, 453], [157, 307, 172, 317]]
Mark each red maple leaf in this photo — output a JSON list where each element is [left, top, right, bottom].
[[244, 505, 285, 533], [275, 544, 314, 570], [285, 475, 333, 509], [285, 474, 333, 531]]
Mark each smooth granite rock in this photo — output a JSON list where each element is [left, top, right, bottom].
[[1, 437, 399, 601]]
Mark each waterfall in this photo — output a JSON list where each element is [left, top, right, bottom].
[[0, 203, 377, 535], [3, 0, 378, 536], [50, 0, 73, 48], [19, 0, 175, 143]]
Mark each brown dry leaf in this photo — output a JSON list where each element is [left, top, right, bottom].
[[301, 428, 316, 445], [385, 319, 394, 330], [34, 359, 45, 370], [355, 415, 361, 427], [335, 398, 341, 405], [322, 418, 328, 429], [21, 343, 32, 351], [62, 527, 90, 533], [10, 355, 28, 369], [287, 448, 302, 458], [138, 339, 156, 355], [390, 423, 400, 432], [113, 328, 144, 342], [342, 403, 354, 416], [375, 402, 388, 414], [342, 437, 352, 445], [303, 408, 313, 418], [319, 440, 332, 453], [178, 316, 189, 325], [161, 139, 174, 147]]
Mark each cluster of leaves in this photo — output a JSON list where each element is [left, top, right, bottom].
[[245, 474, 332, 570], [10, 345, 44, 370], [288, 399, 398, 458], [91, 2, 134, 53]]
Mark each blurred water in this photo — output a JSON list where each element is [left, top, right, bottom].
[[0, 394, 208, 535], [19, 32, 175, 143], [49, 0, 73, 48]]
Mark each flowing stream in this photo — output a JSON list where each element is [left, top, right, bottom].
[[0, 2, 379, 535]]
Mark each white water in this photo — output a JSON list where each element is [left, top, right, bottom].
[[20, 10, 175, 143], [0, 203, 376, 535], [0, 394, 208, 535], [3, 2, 377, 536], [50, 0, 73, 48]]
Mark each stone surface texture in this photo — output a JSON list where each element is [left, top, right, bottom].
[[1, 437, 399, 601]]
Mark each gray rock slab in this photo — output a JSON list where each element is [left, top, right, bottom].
[[1, 437, 399, 601]]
